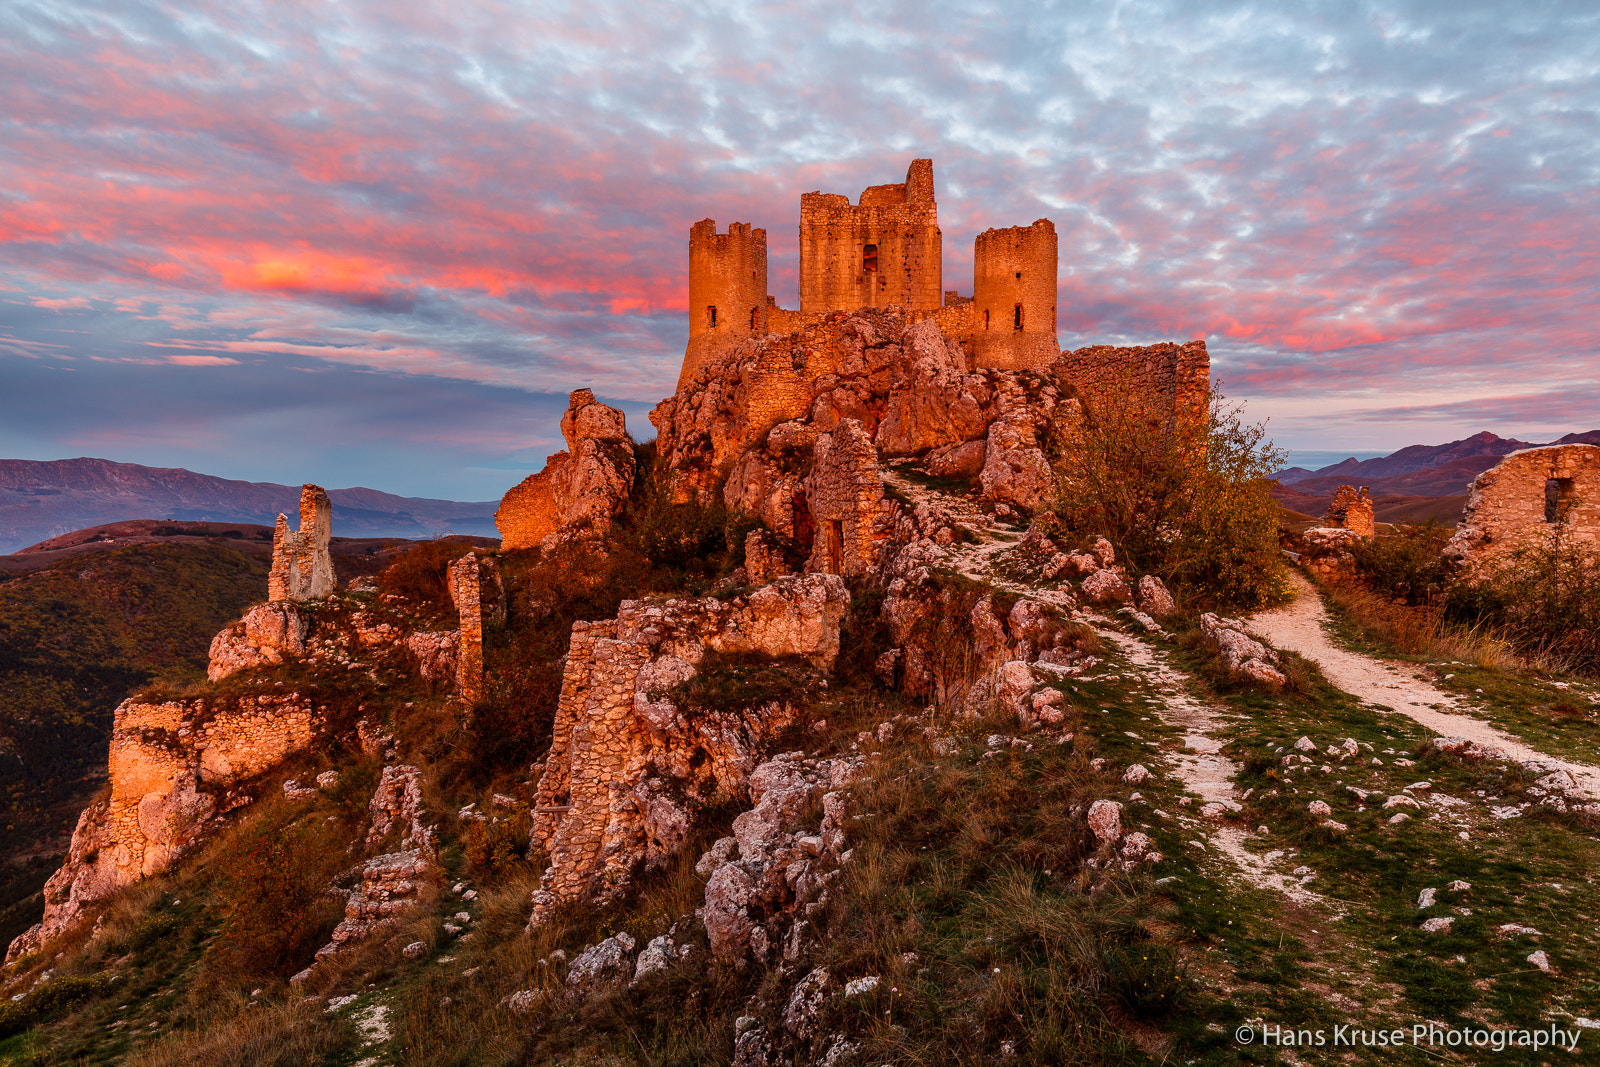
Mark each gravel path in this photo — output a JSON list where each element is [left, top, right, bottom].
[[1249, 572, 1600, 799]]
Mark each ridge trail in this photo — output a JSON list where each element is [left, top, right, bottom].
[[1248, 572, 1600, 800]]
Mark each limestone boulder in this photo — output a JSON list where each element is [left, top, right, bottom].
[[1136, 575, 1176, 617], [1199, 613, 1286, 687], [875, 319, 988, 456], [979, 408, 1055, 512], [207, 603, 307, 681], [922, 438, 987, 479]]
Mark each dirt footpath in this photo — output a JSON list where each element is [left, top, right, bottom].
[[1249, 572, 1600, 799]]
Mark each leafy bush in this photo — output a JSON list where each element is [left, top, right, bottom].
[[210, 810, 349, 978], [1350, 521, 1454, 605], [1446, 533, 1600, 674], [1052, 379, 1287, 611], [375, 538, 479, 617], [464, 803, 533, 885], [664, 650, 826, 714]]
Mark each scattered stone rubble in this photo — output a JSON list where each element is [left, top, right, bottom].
[[296, 850, 440, 983]]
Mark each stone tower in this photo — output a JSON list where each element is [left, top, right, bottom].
[[268, 484, 334, 602], [971, 219, 1059, 370], [799, 159, 942, 315], [681, 219, 769, 389]]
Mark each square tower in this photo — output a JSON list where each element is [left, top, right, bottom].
[[798, 159, 942, 315]]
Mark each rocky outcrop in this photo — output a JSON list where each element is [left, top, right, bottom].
[[979, 407, 1056, 512], [527, 574, 851, 926], [496, 390, 637, 551], [6, 694, 320, 964], [1199, 613, 1286, 687], [698, 753, 861, 964], [208, 602, 308, 681]]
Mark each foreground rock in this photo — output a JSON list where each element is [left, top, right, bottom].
[[527, 574, 851, 926]]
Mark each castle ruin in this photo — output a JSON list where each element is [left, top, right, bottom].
[[1447, 444, 1600, 563], [268, 484, 334, 602], [680, 159, 1060, 386]]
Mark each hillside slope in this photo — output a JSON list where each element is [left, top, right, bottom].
[[0, 458, 500, 553]]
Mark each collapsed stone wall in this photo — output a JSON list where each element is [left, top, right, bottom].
[[1447, 444, 1600, 563], [526, 574, 850, 927], [6, 695, 321, 964], [496, 390, 637, 551], [447, 553, 504, 704], [1057, 339, 1211, 437], [801, 420, 897, 578], [1324, 485, 1375, 538], [268, 484, 334, 603]]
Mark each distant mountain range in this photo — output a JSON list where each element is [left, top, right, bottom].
[[1271, 430, 1600, 522], [0, 457, 500, 554]]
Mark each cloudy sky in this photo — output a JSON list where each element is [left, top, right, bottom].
[[2, 0, 1596, 499]]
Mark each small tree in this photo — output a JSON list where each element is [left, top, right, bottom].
[[1051, 376, 1287, 611]]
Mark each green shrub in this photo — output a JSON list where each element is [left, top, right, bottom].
[[210, 810, 349, 978], [1350, 521, 1454, 605], [1446, 533, 1600, 674], [1052, 380, 1287, 612]]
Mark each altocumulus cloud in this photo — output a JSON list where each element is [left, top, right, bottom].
[[1, 0, 1596, 494]]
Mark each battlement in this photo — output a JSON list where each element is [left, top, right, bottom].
[[679, 158, 1063, 386]]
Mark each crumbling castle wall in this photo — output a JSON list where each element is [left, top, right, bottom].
[[1447, 445, 1600, 562], [801, 419, 896, 578], [526, 574, 850, 927], [496, 390, 636, 551], [1055, 339, 1211, 436], [1325, 485, 1375, 538], [6, 694, 321, 964], [268, 484, 334, 603]]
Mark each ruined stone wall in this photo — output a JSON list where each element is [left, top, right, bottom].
[[802, 419, 897, 578], [268, 485, 334, 603], [971, 220, 1059, 370], [8, 694, 321, 963], [494, 464, 563, 550], [1054, 339, 1211, 433], [799, 159, 942, 315], [525, 574, 850, 927], [1447, 444, 1600, 562], [1325, 486, 1375, 538], [682, 220, 770, 389]]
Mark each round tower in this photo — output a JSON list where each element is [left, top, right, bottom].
[[971, 219, 1058, 370], [681, 219, 769, 389]]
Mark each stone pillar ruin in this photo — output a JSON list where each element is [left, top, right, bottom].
[[1325, 485, 1375, 538], [267, 484, 334, 602], [447, 553, 504, 705], [802, 419, 893, 578]]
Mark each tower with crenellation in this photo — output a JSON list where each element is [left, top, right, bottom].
[[681, 219, 770, 389]]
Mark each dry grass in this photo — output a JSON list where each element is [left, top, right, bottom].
[[1323, 581, 1525, 669], [130, 997, 356, 1067]]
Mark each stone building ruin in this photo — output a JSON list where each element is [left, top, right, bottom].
[[1324, 485, 1375, 538], [680, 159, 1061, 386], [268, 484, 334, 602], [1447, 444, 1600, 563]]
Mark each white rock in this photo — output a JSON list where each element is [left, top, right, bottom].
[[1417, 887, 1437, 908], [1122, 764, 1151, 785], [843, 976, 880, 997], [403, 941, 427, 960], [1420, 917, 1454, 934], [1446, 880, 1471, 892], [1087, 800, 1123, 844], [1529, 950, 1552, 973], [1293, 736, 1317, 753], [1308, 800, 1332, 816]]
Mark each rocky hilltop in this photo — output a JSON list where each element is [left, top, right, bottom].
[[6, 309, 1600, 1066]]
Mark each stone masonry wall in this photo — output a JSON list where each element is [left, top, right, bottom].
[[1447, 444, 1600, 563], [802, 419, 897, 578], [799, 159, 942, 315], [683, 219, 770, 389], [1055, 339, 1211, 435], [1325, 485, 1375, 538], [526, 574, 850, 927], [7, 694, 320, 963], [268, 484, 334, 603], [447, 552, 504, 704]]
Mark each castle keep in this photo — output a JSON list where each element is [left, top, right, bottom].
[[680, 159, 1060, 385]]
